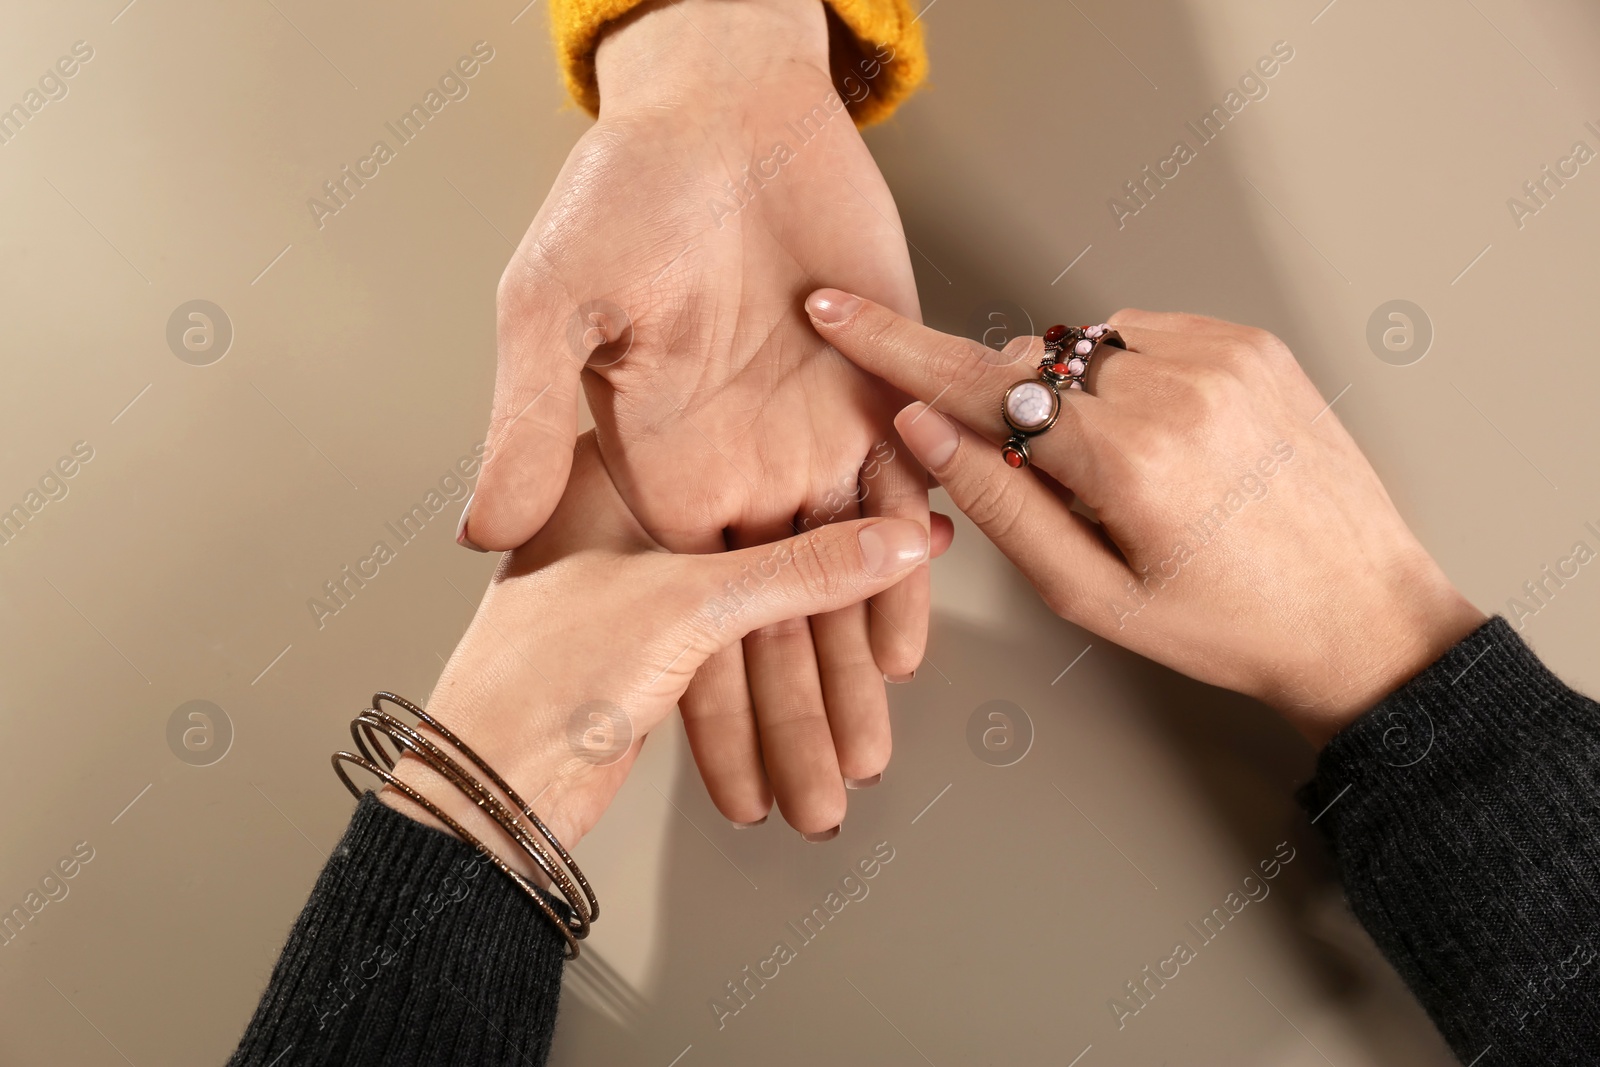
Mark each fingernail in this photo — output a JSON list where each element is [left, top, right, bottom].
[[805, 288, 861, 324], [884, 672, 915, 684], [802, 825, 841, 843], [844, 774, 882, 790], [896, 403, 960, 471], [455, 494, 488, 553], [858, 520, 929, 576], [730, 816, 768, 830]]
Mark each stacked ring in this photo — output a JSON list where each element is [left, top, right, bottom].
[[999, 323, 1125, 469]]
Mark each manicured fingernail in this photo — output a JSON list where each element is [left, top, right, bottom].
[[806, 288, 861, 324], [730, 816, 768, 829], [802, 825, 841, 843], [455, 494, 488, 553], [896, 403, 960, 470], [884, 672, 915, 684], [858, 520, 929, 576], [844, 774, 882, 790]]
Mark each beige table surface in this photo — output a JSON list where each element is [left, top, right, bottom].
[[3, 1, 1598, 1064]]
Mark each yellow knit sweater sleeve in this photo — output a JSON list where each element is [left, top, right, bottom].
[[547, 0, 927, 126]]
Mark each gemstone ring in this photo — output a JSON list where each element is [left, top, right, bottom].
[[999, 323, 1125, 469]]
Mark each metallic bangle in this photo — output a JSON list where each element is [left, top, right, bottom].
[[332, 692, 598, 959]]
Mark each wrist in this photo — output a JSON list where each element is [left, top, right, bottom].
[[1289, 566, 1487, 747], [595, 0, 832, 117], [377, 709, 604, 882]]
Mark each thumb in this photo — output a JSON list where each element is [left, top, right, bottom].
[[462, 286, 598, 552], [696, 518, 930, 640]]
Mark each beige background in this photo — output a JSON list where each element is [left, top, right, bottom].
[[3, 0, 1598, 1064]]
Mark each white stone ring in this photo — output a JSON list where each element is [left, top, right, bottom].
[[1000, 323, 1125, 469]]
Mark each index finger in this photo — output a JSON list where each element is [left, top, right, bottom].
[[806, 288, 1115, 498], [806, 289, 1058, 440]]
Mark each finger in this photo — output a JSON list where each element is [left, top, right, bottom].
[[744, 615, 841, 838], [502, 434, 653, 563], [1108, 307, 1254, 341], [1081, 323, 1257, 420], [671, 525, 773, 828], [464, 275, 594, 551], [857, 436, 930, 681], [678, 515, 930, 832], [697, 516, 928, 835], [802, 494, 891, 788], [1102, 319, 1243, 372], [678, 646, 773, 827], [730, 518, 843, 839], [1080, 331, 1142, 398], [808, 288, 1122, 504], [810, 603, 889, 787], [930, 511, 955, 557], [701, 516, 930, 636], [893, 403, 1132, 617], [806, 289, 1105, 449]]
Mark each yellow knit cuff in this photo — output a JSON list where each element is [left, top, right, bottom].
[[548, 0, 927, 127], [825, 0, 926, 126]]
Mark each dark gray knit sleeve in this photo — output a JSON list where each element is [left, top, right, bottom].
[[228, 792, 568, 1067], [1301, 616, 1600, 1066]]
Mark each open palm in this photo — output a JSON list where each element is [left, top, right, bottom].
[[469, 53, 928, 835]]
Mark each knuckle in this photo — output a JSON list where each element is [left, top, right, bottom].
[[494, 246, 563, 335], [942, 343, 1008, 405], [960, 475, 1026, 541], [1039, 579, 1080, 620], [746, 616, 812, 647], [1237, 326, 1284, 355], [494, 261, 519, 313], [859, 312, 912, 355], [495, 257, 539, 324], [1172, 310, 1227, 332], [1183, 361, 1244, 414], [1117, 421, 1180, 481], [1209, 338, 1257, 374], [685, 691, 756, 730], [928, 329, 980, 371], [949, 344, 996, 389], [786, 533, 854, 602]]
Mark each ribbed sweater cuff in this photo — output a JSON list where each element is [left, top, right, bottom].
[[547, 0, 927, 126], [229, 793, 568, 1067], [1303, 617, 1600, 1065]]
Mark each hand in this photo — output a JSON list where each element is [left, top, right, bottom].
[[465, 0, 929, 828], [388, 436, 946, 857], [806, 292, 1487, 744]]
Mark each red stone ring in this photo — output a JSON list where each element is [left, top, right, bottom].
[[999, 323, 1125, 469]]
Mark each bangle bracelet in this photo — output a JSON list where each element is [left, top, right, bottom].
[[331, 692, 598, 959]]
